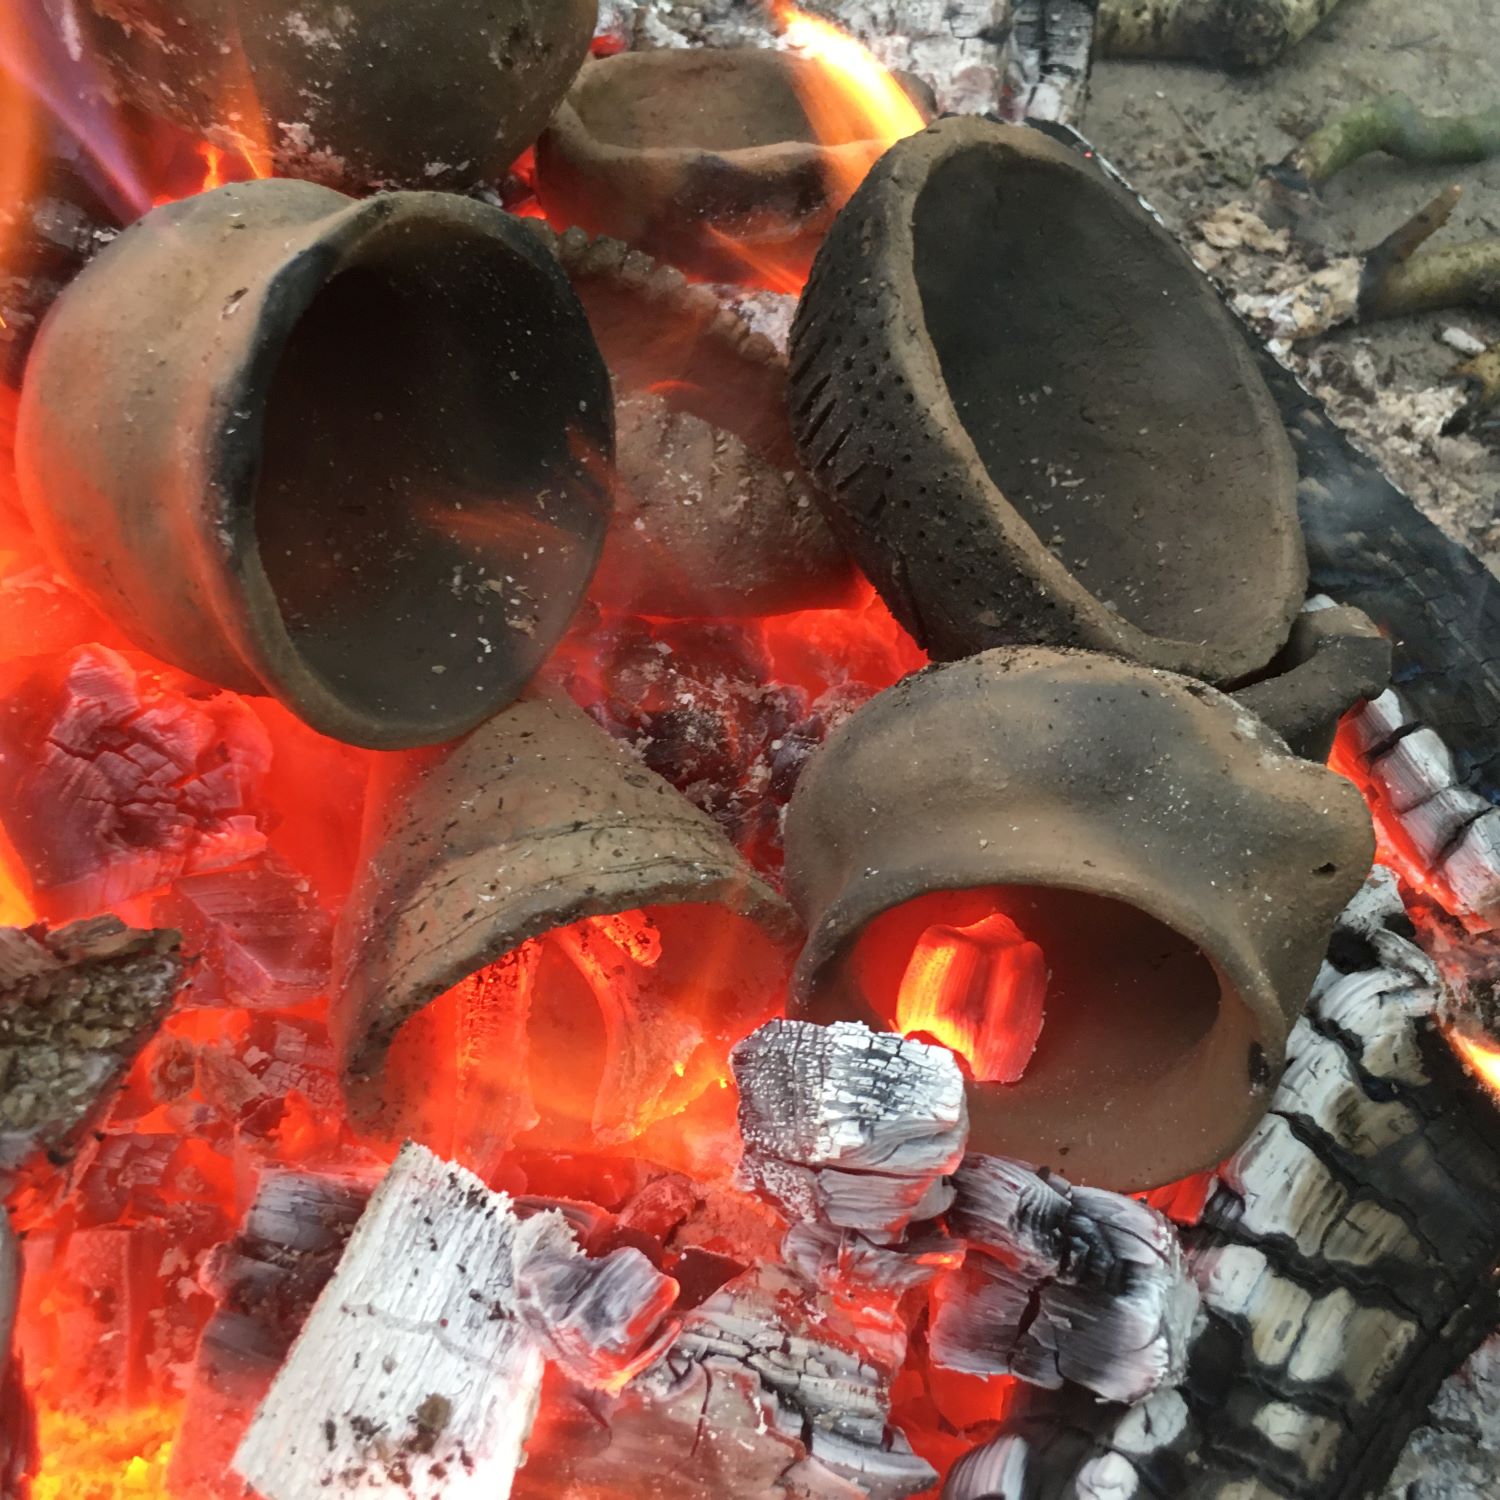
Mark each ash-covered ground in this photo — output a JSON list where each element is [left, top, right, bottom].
[[1086, 0, 1500, 572]]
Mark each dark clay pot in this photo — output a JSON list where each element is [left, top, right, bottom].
[[332, 689, 800, 1141], [57, 0, 597, 192], [536, 49, 935, 283], [17, 179, 613, 749], [782, 647, 1374, 1191], [788, 118, 1307, 685], [542, 226, 856, 616]]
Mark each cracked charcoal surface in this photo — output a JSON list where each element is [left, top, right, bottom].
[[0, 917, 182, 1179]]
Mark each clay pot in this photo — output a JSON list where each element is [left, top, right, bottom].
[[56, 0, 597, 192], [788, 118, 1307, 685], [16, 179, 613, 749], [542, 227, 855, 615], [1233, 602, 1391, 761], [535, 49, 935, 283], [332, 690, 799, 1149], [782, 647, 1374, 1191]]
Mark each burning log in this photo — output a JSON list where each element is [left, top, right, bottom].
[[0, 916, 182, 1184], [931, 1156, 1199, 1404], [332, 689, 797, 1160], [948, 869, 1500, 1499], [782, 646, 1374, 1188], [536, 47, 932, 284], [788, 118, 1306, 685], [1095, 0, 1347, 68], [0, 644, 272, 922], [1341, 688, 1500, 925], [731, 1019, 969, 1239], [235, 1143, 677, 1500], [166, 1170, 372, 1497], [16, 179, 614, 748]]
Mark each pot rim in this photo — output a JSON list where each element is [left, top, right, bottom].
[[834, 116, 1305, 684]]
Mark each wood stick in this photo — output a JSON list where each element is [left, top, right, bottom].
[[1096, 0, 1346, 68]]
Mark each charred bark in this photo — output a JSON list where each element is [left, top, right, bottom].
[[0, 917, 183, 1187]]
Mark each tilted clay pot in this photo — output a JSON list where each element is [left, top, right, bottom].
[[55, 0, 597, 192], [17, 179, 613, 749], [541, 227, 855, 615], [783, 647, 1374, 1191], [332, 689, 800, 1149], [535, 49, 935, 283], [1233, 602, 1391, 761], [788, 118, 1307, 685]]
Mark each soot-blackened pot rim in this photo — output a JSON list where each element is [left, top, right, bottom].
[[208, 190, 601, 749], [796, 118, 1305, 684]]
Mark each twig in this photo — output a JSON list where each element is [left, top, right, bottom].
[[1273, 93, 1500, 195], [1444, 342, 1500, 435], [1096, 0, 1347, 69]]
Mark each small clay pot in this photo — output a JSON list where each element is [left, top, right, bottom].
[[332, 689, 800, 1143], [783, 647, 1374, 1191], [542, 227, 855, 615], [56, 0, 598, 192], [1233, 603, 1391, 761], [535, 49, 935, 283], [17, 179, 613, 749], [788, 118, 1307, 685]]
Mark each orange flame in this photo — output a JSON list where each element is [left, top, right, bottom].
[[1447, 1028, 1500, 1099], [29, 1406, 175, 1500], [771, 1, 927, 199], [895, 910, 1048, 1083]]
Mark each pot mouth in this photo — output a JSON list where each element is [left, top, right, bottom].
[[223, 197, 612, 748], [569, 49, 916, 158], [793, 872, 1280, 1189], [902, 128, 1303, 678], [353, 897, 794, 1162]]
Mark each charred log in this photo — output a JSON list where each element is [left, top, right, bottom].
[[0, 916, 182, 1185], [522, 1263, 936, 1500], [1002, 0, 1097, 124], [732, 1020, 969, 1240], [932, 1157, 1199, 1404], [944, 870, 1500, 1500]]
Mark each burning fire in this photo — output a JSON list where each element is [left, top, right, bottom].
[[896, 911, 1048, 1084], [1447, 1028, 1500, 1098], [771, 1, 927, 199]]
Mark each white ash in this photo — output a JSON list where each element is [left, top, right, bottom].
[[1383, 1331, 1500, 1500], [932, 1155, 1199, 1404], [596, 0, 1014, 117], [732, 1019, 969, 1239]]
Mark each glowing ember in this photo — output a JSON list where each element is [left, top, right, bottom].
[[29, 1405, 175, 1500], [895, 911, 1048, 1084], [1447, 1028, 1500, 1098]]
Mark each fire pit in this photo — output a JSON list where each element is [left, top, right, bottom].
[[0, 4, 1498, 1500]]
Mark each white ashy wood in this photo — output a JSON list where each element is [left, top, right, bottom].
[[234, 1143, 546, 1500], [733, 1019, 968, 1239]]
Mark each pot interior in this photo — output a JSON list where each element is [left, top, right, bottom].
[[912, 144, 1288, 655], [254, 217, 606, 727]]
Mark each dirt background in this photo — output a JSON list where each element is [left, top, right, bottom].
[[1082, 0, 1500, 570]]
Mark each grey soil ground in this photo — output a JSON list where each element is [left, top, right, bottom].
[[1084, 0, 1500, 570]]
